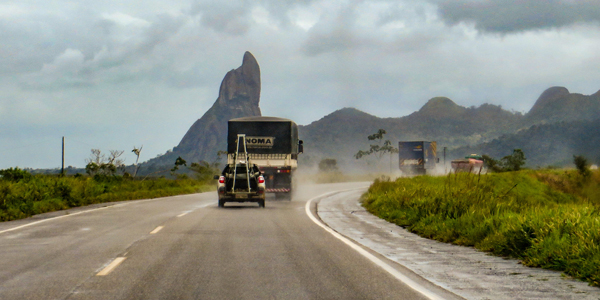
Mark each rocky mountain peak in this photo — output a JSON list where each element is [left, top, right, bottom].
[[528, 86, 570, 115], [147, 51, 262, 166], [526, 86, 600, 124], [217, 51, 261, 109]]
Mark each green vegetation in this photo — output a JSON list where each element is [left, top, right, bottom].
[[0, 167, 213, 222], [354, 129, 398, 160], [482, 149, 527, 172], [362, 169, 600, 286]]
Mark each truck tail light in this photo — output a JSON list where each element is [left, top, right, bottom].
[[218, 176, 225, 184], [258, 176, 265, 183]]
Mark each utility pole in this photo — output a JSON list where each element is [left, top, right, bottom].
[[61, 136, 65, 176], [443, 147, 447, 174]]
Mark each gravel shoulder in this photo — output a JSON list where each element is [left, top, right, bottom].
[[317, 189, 600, 300]]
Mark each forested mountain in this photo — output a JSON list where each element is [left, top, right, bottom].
[[149, 73, 600, 171], [299, 86, 600, 169], [450, 119, 600, 166]]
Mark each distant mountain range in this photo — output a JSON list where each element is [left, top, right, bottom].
[[298, 86, 600, 169], [145, 52, 600, 171]]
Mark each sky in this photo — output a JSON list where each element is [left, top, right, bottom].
[[1, 0, 600, 169]]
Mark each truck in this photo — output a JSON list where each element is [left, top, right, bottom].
[[227, 116, 303, 200], [216, 134, 266, 208], [398, 141, 438, 175], [451, 154, 484, 173]]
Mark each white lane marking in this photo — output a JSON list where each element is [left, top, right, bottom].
[[0, 206, 113, 235], [177, 211, 190, 217], [0, 193, 215, 235], [96, 257, 127, 276], [150, 226, 164, 234], [305, 192, 444, 300]]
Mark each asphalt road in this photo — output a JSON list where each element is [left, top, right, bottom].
[[0, 182, 455, 300]]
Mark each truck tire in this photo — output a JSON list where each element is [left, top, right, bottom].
[[218, 199, 225, 208], [258, 199, 265, 208]]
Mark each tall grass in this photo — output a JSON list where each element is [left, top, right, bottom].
[[0, 175, 213, 221], [362, 170, 600, 286]]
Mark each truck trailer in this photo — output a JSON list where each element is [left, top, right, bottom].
[[451, 154, 484, 173], [398, 141, 438, 175], [227, 117, 303, 200]]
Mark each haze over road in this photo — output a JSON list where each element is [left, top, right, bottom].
[[0, 182, 458, 300]]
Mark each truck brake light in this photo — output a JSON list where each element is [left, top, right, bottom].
[[218, 176, 225, 184], [258, 176, 265, 183]]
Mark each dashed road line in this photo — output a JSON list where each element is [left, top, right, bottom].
[[96, 257, 127, 276], [150, 226, 164, 234]]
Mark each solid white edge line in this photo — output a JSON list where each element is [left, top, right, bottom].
[[305, 191, 444, 300], [0, 205, 114, 235], [96, 257, 127, 276], [150, 226, 164, 234]]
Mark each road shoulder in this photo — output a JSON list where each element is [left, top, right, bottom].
[[317, 189, 600, 300]]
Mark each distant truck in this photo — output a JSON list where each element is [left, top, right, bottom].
[[451, 154, 484, 173], [398, 141, 438, 175], [227, 117, 303, 200]]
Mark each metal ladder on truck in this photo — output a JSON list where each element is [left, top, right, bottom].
[[231, 134, 252, 193]]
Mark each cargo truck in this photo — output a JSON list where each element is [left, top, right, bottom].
[[398, 141, 438, 175], [227, 117, 303, 200], [451, 154, 484, 173]]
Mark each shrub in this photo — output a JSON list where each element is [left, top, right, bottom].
[[362, 170, 600, 286], [0, 167, 32, 182], [573, 155, 591, 178]]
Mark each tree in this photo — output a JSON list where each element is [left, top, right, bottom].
[[573, 155, 591, 178], [501, 149, 526, 171], [354, 129, 399, 172], [85, 149, 125, 176], [171, 156, 187, 175], [132, 146, 143, 177], [482, 155, 503, 173]]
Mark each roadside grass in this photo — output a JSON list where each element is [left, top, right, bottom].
[[0, 175, 213, 222], [362, 170, 600, 287]]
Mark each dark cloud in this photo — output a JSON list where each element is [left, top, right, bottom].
[[438, 0, 600, 33]]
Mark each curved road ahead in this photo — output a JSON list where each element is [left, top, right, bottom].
[[0, 182, 459, 300]]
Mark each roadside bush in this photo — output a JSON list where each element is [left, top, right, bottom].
[[0, 174, 213, 222], [362, 170, 600, 286], [0, 167, 32, 182], [574, 155, 591, 178]]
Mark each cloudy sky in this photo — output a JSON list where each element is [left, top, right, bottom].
[[1, 0, 599, 169]]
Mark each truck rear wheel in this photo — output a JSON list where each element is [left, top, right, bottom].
[[258, 199, 265, 208], [218, 199, 225, 208]]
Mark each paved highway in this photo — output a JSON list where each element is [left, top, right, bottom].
[[0, 182, 459, 300]]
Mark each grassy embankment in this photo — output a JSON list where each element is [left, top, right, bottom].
[[362, 170, 600, 286], [0, 173, 213, 222]]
